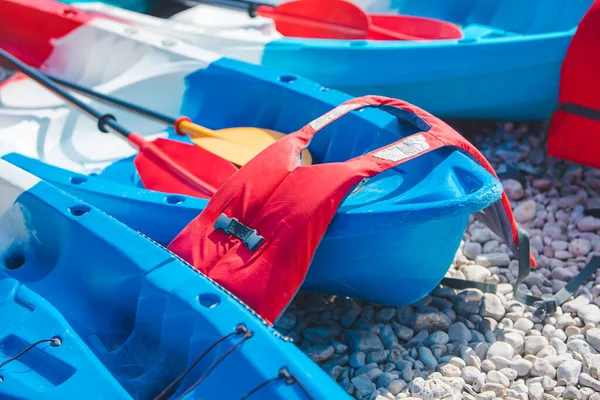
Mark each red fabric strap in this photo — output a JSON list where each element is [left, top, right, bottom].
[[168, 95, 533, 324]]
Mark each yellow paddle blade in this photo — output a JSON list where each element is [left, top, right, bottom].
[[178, 120, 313, 166]]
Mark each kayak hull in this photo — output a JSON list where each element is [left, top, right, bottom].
[[0, 160, 346, 399], [261, 35, 572, 120], [77, 0, 594, 120], [0, 0, 502, 306]]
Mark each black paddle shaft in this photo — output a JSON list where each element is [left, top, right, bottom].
[[48, 74, 177, 126], [0, 48, 132, 139], [177, 0, 272, 17]]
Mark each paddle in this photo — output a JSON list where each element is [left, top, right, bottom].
[[0, 48, 237, 198], [45, 73, 313, 166], [181, 0, 462, 40]]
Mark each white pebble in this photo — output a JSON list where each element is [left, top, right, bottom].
[[524, 336, 548, 355], [514, 199, 537, 223], [510, 358, 533, 376], [579, 304, 600, 325]]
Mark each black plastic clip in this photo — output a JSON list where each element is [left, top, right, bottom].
[[533, 299, 558, 315], [214, 213, 264, 251]]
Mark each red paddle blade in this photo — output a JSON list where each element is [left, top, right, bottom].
[[369, 14, 463, 40], [130, 135, 238, 199], [259, 0, 370, 39]]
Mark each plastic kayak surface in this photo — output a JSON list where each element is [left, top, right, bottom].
[[75, 0, 594, 120], [0, 0, 502, 306], [0, 159, 347, 399]]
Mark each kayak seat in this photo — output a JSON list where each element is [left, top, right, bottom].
[[360, 0, 590, 35], [0, 276, 129, 398]]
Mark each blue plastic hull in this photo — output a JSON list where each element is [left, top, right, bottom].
[[4, 57, 502, 306], [0, 161, 347, 399], [259, 0, 594, 120]]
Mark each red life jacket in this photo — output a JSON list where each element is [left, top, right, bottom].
[[168, 96, 533, 325], [547, 0, 600, 168]]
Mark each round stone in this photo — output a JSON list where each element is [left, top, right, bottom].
[[487, 342, 514, 360]]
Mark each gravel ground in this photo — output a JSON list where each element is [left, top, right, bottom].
[[277, 122, 600, 400]]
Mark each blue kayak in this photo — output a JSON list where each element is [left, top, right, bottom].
[[1, 60, 502, 307], [76, 0, 595, 120], [0, 3, 501, 306], [60, 0, 153, 12], [0, 159, 347, 399]]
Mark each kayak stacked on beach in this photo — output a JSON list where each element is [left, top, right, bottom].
[[0, 0, 503, 308], [0, 159, 347, 399], [2, 0, 600, 398], [73, 0, 594, 120]]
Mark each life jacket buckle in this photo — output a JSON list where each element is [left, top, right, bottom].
[[214, 213, 265, 251], [533, 299, 557, 315]]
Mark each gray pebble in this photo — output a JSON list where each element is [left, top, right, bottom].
[[305, 344, 334, 363], [569, 238, 592, 257], [413, 312, 452, 332], [386, 379, 406, 395], [392, 323, 414, 341], [349, 352, 366, 368], [377, 372, 400, 388], [367, 350, 389, 364], [513, 199, 537, 222], [405, 329, 428, 347], [480, 293, 505, 320], [418, 346, 437, 367], [376, 308, 396, 323], [456, 301, 482, 317], [424, 331, 449, 346], [275, 311, 296, 331], [351, 374, 377, 397], [346, 331, 385, 353], [356, 363, 378, 376], [447, 322, 471, 343], [379, 325, 398, 349], [587, 328, 600, 352], [471, 330, 486, 343], [502, 179, 524, 201], [562, 386, 582, 400], [340, 299, 362, 328], [464, 242, 483, 260], [366, 367, 383, 382], [577, 216, 600, 232]]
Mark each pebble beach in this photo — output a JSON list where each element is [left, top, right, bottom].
[[278, 121, 600, 400]]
